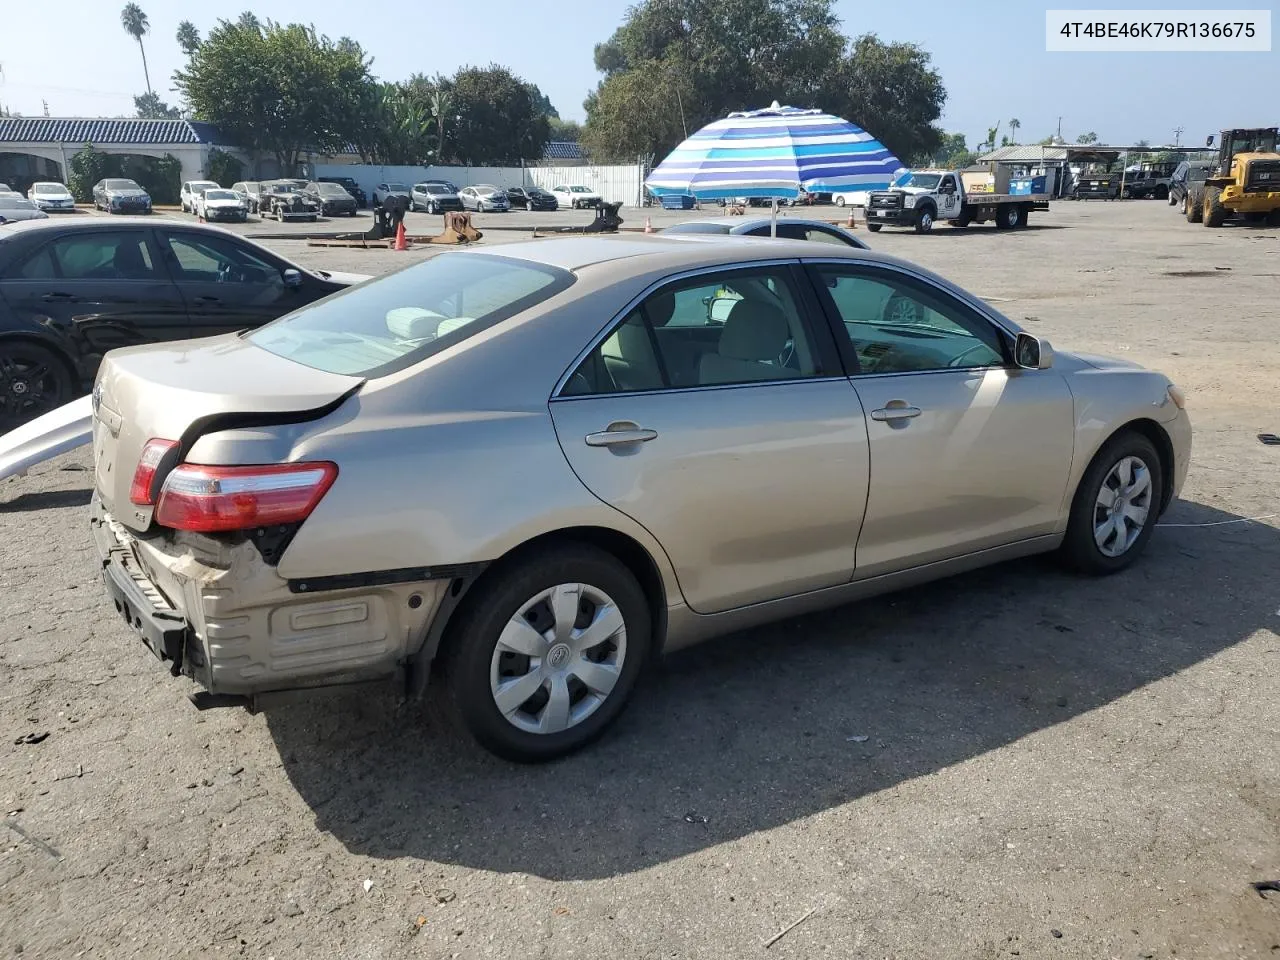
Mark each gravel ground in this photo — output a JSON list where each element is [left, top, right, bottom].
[[1, 200, 1277, 959]]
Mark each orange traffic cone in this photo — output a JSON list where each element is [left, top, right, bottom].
[[394, 221, 407, 251], [643, 216, 654, 234], [845, 208, 856, 229]]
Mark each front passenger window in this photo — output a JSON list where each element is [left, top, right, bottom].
[[815, 267, 1006, 373]]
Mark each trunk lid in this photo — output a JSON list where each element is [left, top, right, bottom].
[[92, 334, 363, 530]]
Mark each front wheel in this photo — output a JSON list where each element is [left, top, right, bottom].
[[1185, 189, 1203, 223], [1202, 185, 1227, 227], [835, 195, 846, 207], [1061, 431, 1163, 575], [913, 207, 934, 233], [441, 544, 653, 762], [867, 222, 882, 232]]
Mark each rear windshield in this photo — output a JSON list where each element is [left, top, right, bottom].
[[105, 179, 140, 190], [32, 183, 66, 194], [248, 253, 575, 378], [662, 222, 732, 234], [204, 190, 239, 200]]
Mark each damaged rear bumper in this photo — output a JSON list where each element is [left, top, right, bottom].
[[90, 494, 479, 708]]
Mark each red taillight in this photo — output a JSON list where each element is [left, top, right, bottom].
[[130, 439, 179, 505], [154, 462, 338, 532]]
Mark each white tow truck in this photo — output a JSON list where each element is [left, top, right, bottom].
[[864, 169, 1048, 234]]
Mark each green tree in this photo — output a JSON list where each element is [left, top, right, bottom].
[[441, 65, 552, 163], [919, 131, 976, 169], [206, 147, 243, 186], [175, 16, 373, 174], [1076, 131, 1099, 144], [1008, 117, 1020, 143], [583, 0, 944, 163], [134, 91, 180, 118], [120, 3, 153, 96], [549, 117, 583, 142], [355, 81, 434, 164], [176, 20, 200, 55]]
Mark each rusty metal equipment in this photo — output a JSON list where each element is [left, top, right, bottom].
[[426, 211, 483, 245]]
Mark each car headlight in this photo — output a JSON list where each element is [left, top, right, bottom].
[[903, 195, 917, 208], [1167, 384, 1186, 409]]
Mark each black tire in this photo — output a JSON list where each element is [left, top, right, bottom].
[[0, 341, 74, 428], [441, 543, 654, 762], [835, 195, 846, 207], [949, 210, 973, 228], [995, 204, 1019, 230], [913, 206, 935, 233], [1061, 430, 1164, 575], [1014, 204, 1029, 228], [1202, 185, 1227, 227], [867, 222, 882, 232], [1185, 188, 1203, 223]]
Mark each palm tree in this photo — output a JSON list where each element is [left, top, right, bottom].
[[120, 4, 152, 96], [175, 20, 200, 56], [428, 88, 454, 162], [1008, 118, 1021, 144]]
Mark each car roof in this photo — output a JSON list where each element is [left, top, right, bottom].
[[465, 233, 889, 273], [0, 216, 248, 241], [674, 216, 855, 231]]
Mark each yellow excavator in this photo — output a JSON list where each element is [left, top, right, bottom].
[[1198, 127, 1280, 227]]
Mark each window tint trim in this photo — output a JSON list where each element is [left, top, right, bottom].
[[801, 260, 1014, 375], [551, 258, 844, 399]]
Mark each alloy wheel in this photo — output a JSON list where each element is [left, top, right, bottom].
[[0, 349, 66, 423], [1093, 455, 1153, 558], [489, 582, 627, 735]]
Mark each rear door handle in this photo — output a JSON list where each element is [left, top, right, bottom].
[[42, 292, 74, 302], [585, 422, 658, 447], [870, 402, 922, 421]]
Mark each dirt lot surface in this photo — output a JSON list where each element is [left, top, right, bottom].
[[2, 201, 1277, 959]]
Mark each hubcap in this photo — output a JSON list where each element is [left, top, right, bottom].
[[490, 582, 626, 735], [0, 353, 59, 421], [1093, 455, 1153, 558]]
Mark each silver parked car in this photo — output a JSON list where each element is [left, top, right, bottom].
[[0, 196, 49, 222], [27, 181, 77, 212], [89, 236, 1191, 761], [663, 216, 869, 248], [458, 184, 510, 212]]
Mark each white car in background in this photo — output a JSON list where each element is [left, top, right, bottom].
[[27, 182, 76, 212], [180, 180, 222, 213], [552, 184, 602, 209], [194, 187, 248, 223]]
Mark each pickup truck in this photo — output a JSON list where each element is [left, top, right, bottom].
[[864, 169, 1047, 233]]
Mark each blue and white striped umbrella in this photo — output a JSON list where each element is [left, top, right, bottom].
[[645, 102, 906, 201]]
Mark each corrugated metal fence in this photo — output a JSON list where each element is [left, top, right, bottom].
[[308, 160, 647, 207]]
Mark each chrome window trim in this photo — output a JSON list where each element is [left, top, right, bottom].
[[550, 257, 818, 399]]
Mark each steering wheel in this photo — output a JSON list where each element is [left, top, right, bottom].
[[948, 343, 994, 368]]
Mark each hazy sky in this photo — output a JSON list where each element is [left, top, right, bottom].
[[1, 0, 1275, 150]]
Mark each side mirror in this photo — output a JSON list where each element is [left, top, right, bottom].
[[1205, 134, 1215, 148], [706, 296, 737, 323], [282, 268, 303, 289], [1014, 331, 1053, 370]]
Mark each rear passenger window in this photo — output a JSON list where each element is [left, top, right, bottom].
[[12, 233, 155, 280], [561, 268, 821, 395]]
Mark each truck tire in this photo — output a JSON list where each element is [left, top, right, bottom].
[[1202, 185, 1227, 227], [1168, 190, 1178, 206], [1185, 188, 1203, 223], [1015, 204, 1029, 228], [949, 211, 973, 228], [835, 195, 846, 207], [995, 204, 1019, 230], [913, 206, 935, 233], [867, 222, 882, 232]]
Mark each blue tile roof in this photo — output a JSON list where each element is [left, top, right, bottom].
[[542, 141, 584, 160], [0, 117, 229, 145]]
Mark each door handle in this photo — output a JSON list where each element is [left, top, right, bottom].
[[195, 295, 221, 303], [870, 401, 922, 421], [585, 422, 658, 447], [41, 292, 74, 302]]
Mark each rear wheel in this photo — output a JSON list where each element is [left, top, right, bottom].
[[1014, 204, 1029, 228], [1061, 431, 1163, 575], [441, 544, 652, 762], [1203, 185, 1227, 227], [995, 204, 1019, 230], [0, 341, 73, 428], [1185, 188, 1203, 223]]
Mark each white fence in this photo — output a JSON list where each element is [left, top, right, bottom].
[[307, 161, 647, 207]]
